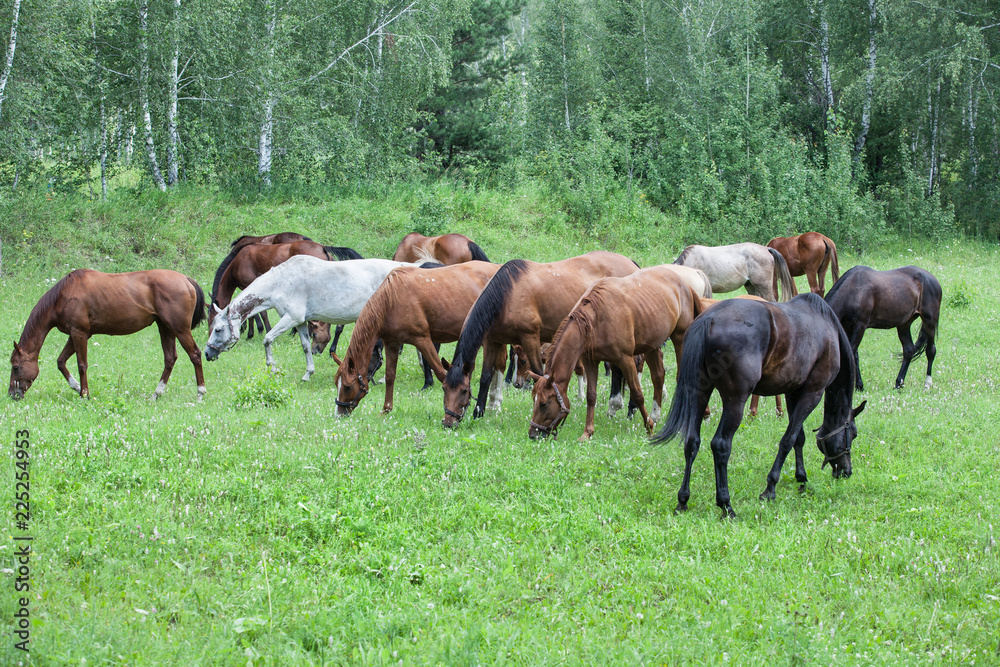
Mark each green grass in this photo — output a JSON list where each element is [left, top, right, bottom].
[[1, 188, 999, 665]]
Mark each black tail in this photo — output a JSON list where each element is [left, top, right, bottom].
[[324, 246, 364, 261], [188, 278, 208, 329], [468, 241, 491, 263], [445, 259, 528, 387], [650, 315, 710, 445]]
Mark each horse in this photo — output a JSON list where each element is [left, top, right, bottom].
[[212, 240, 362, 352], [526, 266, 704, 441], [332, 261, 501, 416], [441, 251, 640, 428], [824, 265, 941, 391], [213, 232, 312, 339], [663, 264, 713, 298], [392, 232, 491, 265], [767, 232, 840, 297], [651, 293, 866, 519], [673, 242, 794, 302], [9, 269, 207, 400], [204, 256, 413, 381]]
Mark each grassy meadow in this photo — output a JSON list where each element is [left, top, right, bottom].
[[1, 186, 999, 665]]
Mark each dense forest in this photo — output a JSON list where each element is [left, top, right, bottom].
[[1, 0, 998, 243]]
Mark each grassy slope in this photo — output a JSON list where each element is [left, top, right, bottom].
[[1, 186, 998, 665]]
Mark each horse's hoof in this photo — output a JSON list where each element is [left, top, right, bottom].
[[673, 503, 688, 515], [797, 483, 807, 494], [759, 490, 776, 501], [722, 507, 739, 520]]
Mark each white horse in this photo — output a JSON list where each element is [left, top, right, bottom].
[[204, 255, 414, 380], [673, 242, 794, 302]]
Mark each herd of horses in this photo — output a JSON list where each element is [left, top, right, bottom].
[[9, 229, 942, 518]]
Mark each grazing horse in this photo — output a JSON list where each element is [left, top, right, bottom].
[[824, 265, 941, 391], [673, 242, 794, 302], [441, 251, 640, 427], [9, 269, 207, 400], [333, 261, 501, 416], [392, 232, 491, 265], [527, 266, 704, 441], [213, 232, 311, 338], [651, 294, 866, 519], [204, 256, 412, 381], [767, 232, 840, 297]]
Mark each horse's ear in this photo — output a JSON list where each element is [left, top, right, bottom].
[[331, 353, 343, 367], [440, 357, 451, 371], [212, 303, 222, 315], [462, 359, 474, 376], [852, 400, 867, 419], [12, 340, 22, 354], [527, 370, 543, 382]]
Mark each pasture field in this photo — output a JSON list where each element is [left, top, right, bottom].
[[1, 190, 999, 665]]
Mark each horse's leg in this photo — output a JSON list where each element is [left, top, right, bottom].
[[648, 349, 666, 424], [618, 354, 653, 435], [579, 359, 601, 441], [153, 322, 178, 399], [56, 337, 82, 394], [922, 316, 937, 390], [749, 394, 760, 418], [368, 339, 385, 382], [412, 338, 449, 385], [848, 326, 867, 391], [419, 343, 441, 391], [294, 323, 317, 381], [607, 364, 625, 417], [709, 396, 748, 519], [775, 394, 784, 417], [806, 268, 821, 296], [760, 391, 822, 501], [174, 326, 207, 400], [70, 329, 91, 398], [504, 345, 517, 385], [487, 361, 505, 412], [260, 311, 272, 333], [472, 344, 499, 419], [262, 313, 302, 374], [894, 322, 916, 389], [330, 325, 344, 357], [381, 344, 401, 414]]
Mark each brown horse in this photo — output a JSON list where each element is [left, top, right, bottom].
[[441, 251, 640, 427], [9, 269, 207, 400], [767, 232, 840, 297], [527, 266, 704, 441], [392, 232, 491, 265], [332, 261, 501, 415], [213, 232, 311, 338]]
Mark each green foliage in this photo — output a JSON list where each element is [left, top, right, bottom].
[[233, 365, 292, 408], [947, 278, 975, 308]]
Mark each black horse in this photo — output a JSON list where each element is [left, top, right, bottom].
[[651, 294, 866, 519], [824, 265, 941, 391]]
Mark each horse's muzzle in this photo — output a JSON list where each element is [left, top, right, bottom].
[[204, 346, 219, 361]]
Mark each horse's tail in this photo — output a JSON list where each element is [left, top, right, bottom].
[[651, 314, 710, 445], [768, 247, 795, 302], [187, 277, 208, 329], [445, 259, 529, 388], [907, 271, 942, 362], [324, 246, 363, 261], [468, 241, 491, 263], [828, 240, 841, 284]]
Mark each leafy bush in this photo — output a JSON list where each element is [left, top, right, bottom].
[[233, 365, 291, 408]]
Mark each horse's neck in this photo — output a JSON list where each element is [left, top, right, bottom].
[[232, 289, 272, 322], [548, 321, 586, 387], [19, 304, 59, 358]]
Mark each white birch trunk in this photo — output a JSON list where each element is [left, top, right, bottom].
[[819, 0, 834, 116], [0, 0, 22, 125], [91, 18, 108, 201], [640, 0, 650, 94], [853, 0, 876, 167], [928, 80, 940, 196], [166, 0, 181, 186], [257, 0, 277, 187], [561, 16, 571, 132], [139, 1, 167, 191]]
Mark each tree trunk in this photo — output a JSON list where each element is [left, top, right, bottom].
[[927, 79, 940, 196], [853, 0, 876, 171], [166, 0, 181, 186], [91, 17, 108, 201], [0, 0, 22, 125], [257, 0, 277, 187], [818, 0, 834, 118], [139, 1, 167, 191], [561, 16, 570, 132]]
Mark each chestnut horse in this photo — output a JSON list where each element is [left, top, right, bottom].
[[392, 232, 491, 265], [674, 242, 794, 302], [333, 261, 501, 416], [652, 293, 866, 519], [527, 266, 704, 441], [824, 265, 941, 391], [441, 251, 640, 427], [213, 232, 311, 338], [767, 232, 840, 297], [9, 269, 207, 400]]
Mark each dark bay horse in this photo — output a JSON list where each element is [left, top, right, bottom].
[[767, 232, 840, 297], [392, 232, 490, 265], [333, 261, 501, 416], [441, 251, 640, 427], [527, 266, 704, 441], [213, 232, 311, 338], [674, 242, 794, 302], [651, 294, 866, 519], [9, 269, 207, 400], [824, 265, 941, 391]]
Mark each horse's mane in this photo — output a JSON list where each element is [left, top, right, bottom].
[[348, 268, 403, 364], [212, 244, 246, 301], [325, 246, 363, 261], [20, 271, 86, 345], [468, 241, 491, 263], [445, 259, 529, 387], [798, 292, 857, 408], [674, 246, 694, 265], [823, 265, 864, 305], [549, 284, 608, 355], [229, 235, 255, 248]]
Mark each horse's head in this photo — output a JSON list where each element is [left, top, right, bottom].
[[204, 304, 240, 361], [528, 373, 570, 439], [441, 358, 473, 428], [9, 341, 38, 400], [510, 345, 532, 390], [309, 321, 331, 355], [333, 354, 368, 417], [816, 400, 867, 479]]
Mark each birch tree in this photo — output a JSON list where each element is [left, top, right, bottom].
[[138, 0, 166, 190], [0, 0, 22, 124]]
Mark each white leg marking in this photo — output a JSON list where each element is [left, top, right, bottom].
[[577, 375, 586, 401], [651, 401, 661, 423], [487, 371, 504, 411], [607, 392, 624, 418], [924, 375, 933, 390], [68, 376, 81, 392], [153, 380, 168, 399]]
